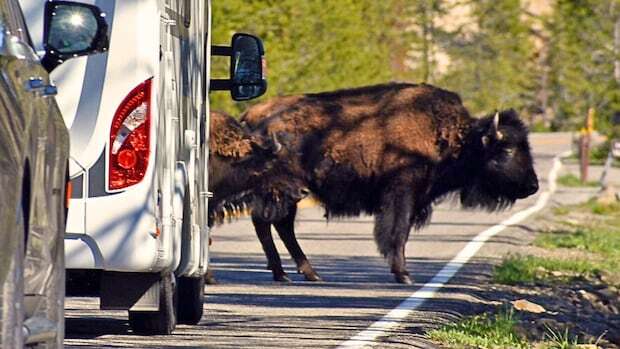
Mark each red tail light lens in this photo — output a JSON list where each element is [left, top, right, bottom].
[[108, 79, 152, 190]]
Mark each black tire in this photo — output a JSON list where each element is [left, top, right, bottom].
[[128, 273, 177, 335], [176, 276, 204, 324], [0, 192, 25, 348]]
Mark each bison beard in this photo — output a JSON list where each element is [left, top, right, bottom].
[[241, 82, 539, 284]]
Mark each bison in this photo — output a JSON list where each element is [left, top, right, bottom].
[[208, 110, 303, 224], [206, 111, 309, 284], [241, 82, 539, 284]]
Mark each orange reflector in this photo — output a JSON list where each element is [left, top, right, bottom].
[[154, 227, 161, 238], [65, 181, 72, 208]]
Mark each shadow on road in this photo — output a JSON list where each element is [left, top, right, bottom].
[[65, 316, 130, 339]]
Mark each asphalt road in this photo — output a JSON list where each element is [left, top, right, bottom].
[[64, 132, 582, 348]]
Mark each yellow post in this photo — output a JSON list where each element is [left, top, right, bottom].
[[580, 108, 595, 183]]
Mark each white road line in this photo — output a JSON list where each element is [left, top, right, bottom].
[[337, 151, 570, 349]]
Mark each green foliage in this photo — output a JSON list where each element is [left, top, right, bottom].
[[493, 255, 599, 285], [591, 141, 612, 162], [541, 326, 580, 349], [556, 174, 599, 187], [546, 0, 620, 131], [531, 121, 553, 133], [437, 0, 537, 116], [582, 198, 620, 215], [209, 0, 620, 133], [428, 309, 528, 349], [534, 201, 620, 284], [536, 227, 620, 256], [552, 205, 571, 216], [211, 0, 401, 115], [428, 309, 592, 348]]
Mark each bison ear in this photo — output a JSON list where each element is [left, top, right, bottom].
[[482, 135, 490, 147]]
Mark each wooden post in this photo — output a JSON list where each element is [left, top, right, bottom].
[[580, 107, 595, 183]]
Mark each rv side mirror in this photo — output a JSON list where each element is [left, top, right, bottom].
[[230, 33, 266, 101], [210, 33, 267, 101], [41, 1, 110, 72]]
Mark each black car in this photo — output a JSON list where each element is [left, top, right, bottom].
[[0, 1, 108, 347]]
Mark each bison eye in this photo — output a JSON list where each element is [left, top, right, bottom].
[[504, 148, 515, 157]]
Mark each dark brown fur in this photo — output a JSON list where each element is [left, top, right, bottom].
[[207, 111, 285, 226], [241, 82, 539, 284]]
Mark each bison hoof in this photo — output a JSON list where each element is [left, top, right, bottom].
[[205, 270, 218, 285], [297, 262, 321, 281], [394, 274, 413, 285], [273, 273, 292, 282], [303, 272, 323, 282], [205, 274, 218, 285]]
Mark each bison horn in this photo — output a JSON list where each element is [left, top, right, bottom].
[[493, 112, 503, 140], [271, 132, 282, 153]]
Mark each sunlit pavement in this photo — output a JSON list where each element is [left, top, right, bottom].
[[65, 132, 600, 348]]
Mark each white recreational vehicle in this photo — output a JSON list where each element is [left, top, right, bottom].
[[21, 0, 266, 334]]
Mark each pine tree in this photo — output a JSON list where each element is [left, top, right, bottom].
[[210, 0, 401, 115], [437, 0, 537, 116], [547, 0, 620, 131]]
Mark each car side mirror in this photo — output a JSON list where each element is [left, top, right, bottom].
[[41, 1, 110, 72], [211, 33, 267, 101], [229, 33, 267, 101]]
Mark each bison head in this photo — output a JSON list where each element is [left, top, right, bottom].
[[460, 109, 538, 211], [251, 174, 310, 222], [208, 111, 292, 223], [209, 131, 283, 204]]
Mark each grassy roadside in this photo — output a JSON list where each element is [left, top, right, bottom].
[[506, 200, 620, 287], [428, 199, 620, 348], [556, 174, 600, 188], [428, 310, 528, 349], [428, 310, 590, 349]]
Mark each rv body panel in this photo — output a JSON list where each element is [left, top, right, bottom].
[[21, 0, 209, 276]]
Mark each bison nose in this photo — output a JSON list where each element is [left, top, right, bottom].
[[527, 179, 539, 195]]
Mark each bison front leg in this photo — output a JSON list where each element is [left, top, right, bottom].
[[274, 205, 322, 282], [251, 215, 290, 282], [374, 184, 414, 284]]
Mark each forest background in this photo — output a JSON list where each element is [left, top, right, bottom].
[[211, 0, 620, 134]]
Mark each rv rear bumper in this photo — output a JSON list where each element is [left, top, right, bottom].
[[65, 180, 165, 273]]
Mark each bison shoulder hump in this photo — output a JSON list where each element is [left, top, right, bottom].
[[209, 111, 253, 158]]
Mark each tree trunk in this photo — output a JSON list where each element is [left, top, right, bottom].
[[421, 2, 430, 82], [615, 15, 620, 84]]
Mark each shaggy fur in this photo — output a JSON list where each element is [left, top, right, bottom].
[[208, 111, 286, 226], [241, 82, 539, 284]]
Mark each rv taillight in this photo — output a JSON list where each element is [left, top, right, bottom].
[[108, 79, 152, 190]]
